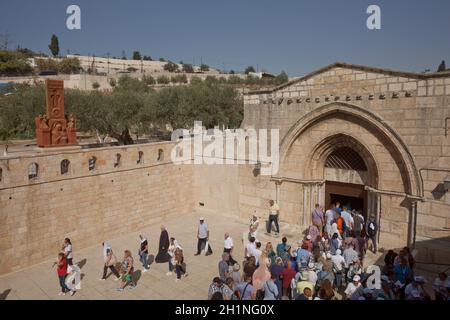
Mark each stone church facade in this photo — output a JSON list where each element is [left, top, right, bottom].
[[239, 62, 450, 264]]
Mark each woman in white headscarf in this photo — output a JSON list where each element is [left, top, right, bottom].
[[167, 237, 182, 276], [100, 241, 120, 281], [329, 223, 342, 240]]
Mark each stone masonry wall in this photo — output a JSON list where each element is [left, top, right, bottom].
[[0, 142, 194, 274]]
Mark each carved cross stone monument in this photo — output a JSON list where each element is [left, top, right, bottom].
[[35, 79, 78, 147]]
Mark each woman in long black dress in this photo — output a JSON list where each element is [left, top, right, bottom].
[[155, 226, 170, 263]]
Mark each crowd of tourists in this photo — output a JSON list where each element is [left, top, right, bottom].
[[51, 201, 448, 300], [207, 200, 450, 300]]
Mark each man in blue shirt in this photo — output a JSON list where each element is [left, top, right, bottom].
[[296, 242, 311, 271], [276, 237, 287, 257], [394, 258, 412, 286]]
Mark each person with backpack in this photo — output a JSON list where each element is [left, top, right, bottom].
[[263, 272, 279, 300], [366, 214, 378, 253], [236, 274, 257, 300]]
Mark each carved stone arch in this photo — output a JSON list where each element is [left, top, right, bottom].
[[305, 133, 379, 188], [280, 102, 422, 196]]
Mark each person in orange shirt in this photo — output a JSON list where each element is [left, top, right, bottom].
[[335, 211, 345, 237]]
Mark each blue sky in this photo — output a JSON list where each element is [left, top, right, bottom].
[[1, 0, 449, 76]]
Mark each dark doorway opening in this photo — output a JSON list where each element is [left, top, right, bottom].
[[325, 181, 367, 219], [329, 194, 364, 212]]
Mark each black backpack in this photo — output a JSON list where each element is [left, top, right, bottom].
[[367, 220, 377, 237]]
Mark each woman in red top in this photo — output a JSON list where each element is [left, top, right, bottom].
[[335, 212, 345, 237], [53, 252, 73, 296], [280, 261, 296, 299]]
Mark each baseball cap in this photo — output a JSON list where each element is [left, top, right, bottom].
[[353, 275, 361, 282]]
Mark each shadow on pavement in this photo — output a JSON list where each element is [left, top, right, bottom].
[[0, 289, 11, 300], [132, 270, 142, 284], [77, 258, 87, 269]]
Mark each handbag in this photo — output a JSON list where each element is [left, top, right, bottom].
[[204, 241, 209, 255]]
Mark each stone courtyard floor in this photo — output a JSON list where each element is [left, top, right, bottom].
[[0, 211, 392, 300], [0, 211, 269, 300]]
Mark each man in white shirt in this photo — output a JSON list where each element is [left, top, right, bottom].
[[245, 236, 257, 258], [345, 275, 362, 299], [343, 244, 359, 266], [331, 249, 346, 288], [223, 232, 237, 265], [405, 276, 428, 300], [325, 204, 336, 237], [267, 199, 280, 235], [195, 218, 213, 256]]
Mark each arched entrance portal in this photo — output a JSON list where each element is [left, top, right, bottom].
[[276, 103, 423, 247], [306, 134, 379, 220], [325, 147, 369, 219]]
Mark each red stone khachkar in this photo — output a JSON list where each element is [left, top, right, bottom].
[[35, 79, 77, 147]]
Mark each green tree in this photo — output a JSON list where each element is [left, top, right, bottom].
[[92, 81, 100, 89], [163, 61, 179, 72], [182, 63, 194, 73], [0, 79, 244, 143], [437, 60, 446, 72], [274, 71, 289, 85], [16, 47, 35, 58], [244, 66, 255, 74], [48, 34, 59, 57], [157, 75, 170, 84], [116, 76, 150, 92], [159, 57, 166, 62], [171, 74, 187, 84], [132, 51, 142, 60], [190, 76, 203, 85], [58, 57, 81, 74], [0, 50, 33, 76], [200, 64, 209, 72], [227, 75, 243, 85], [143, 55, 152, 61], [142, 75, 156, 85]]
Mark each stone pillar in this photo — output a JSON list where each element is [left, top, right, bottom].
[[408, 200, 418, 248], [302, 184, 309, 226], [318, 183, 325, 208], [275, 181, 281, 203], [376, 193, 381, 244]]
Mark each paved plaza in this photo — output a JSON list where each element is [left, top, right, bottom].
[[0, 211, 309, 300]]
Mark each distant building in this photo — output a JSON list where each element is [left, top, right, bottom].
[[248, 71, 275, 79]]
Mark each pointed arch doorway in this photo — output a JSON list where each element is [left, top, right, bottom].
[[324, 146, 370, 218]]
